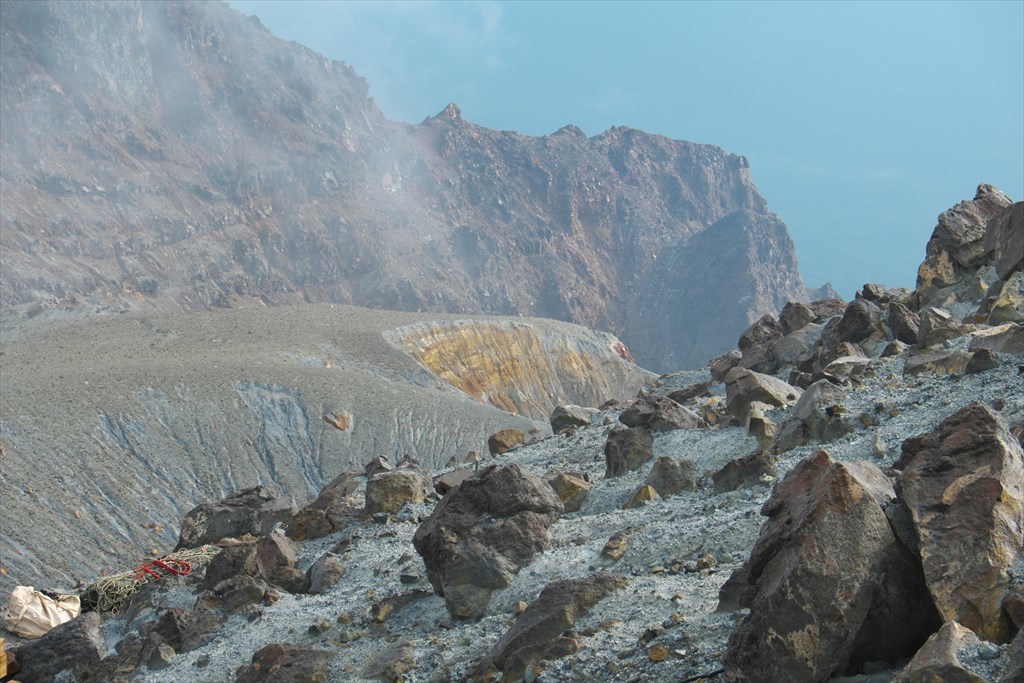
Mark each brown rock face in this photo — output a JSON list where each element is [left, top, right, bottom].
[[0, 1, 807, 372], [176, 486, 296, 550], [412, 464, 563, 618], [724, 451, 939, 682], [604, 426, 655, 478], [895, 402, 1024, 643], [476, 573, 629, 682], [618, 395, 706, 431], [891, 622, 986, 683]]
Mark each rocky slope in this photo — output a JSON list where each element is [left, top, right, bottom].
[[2, 187, 1022, 683], [0, 305, 651, 593], [0, 0, 810, 371]]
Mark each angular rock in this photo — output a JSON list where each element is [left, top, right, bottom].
[[412, 464, 563, 618], [306, 552, 345, 595], [710, 349, 742, 382], [235, 643, 335, 683], [791, 379, 852, 443], [989, 271, 1024, 325], [983, 200, 1024, 280], [618, 395, 706, 431], [712, 452, 776, 493], [903, 349, 973, 376], [1004, 629, 1024, 683], [919, 307, 969, 347], [807, 297, 848, 321], [970, 323, 1024, 355], [604, 425, 654, 478], [724, 451, 940, 682], [364, 467, 433, 515], [835, 299, 885, 344], [623, 484, 661, 509], [773, 323, 824, 367], [154, 607, 191, 652], [891, 622, 985, 683], [895, 402, 1024, 643], [11, 612, 104, 683], [476, 573, 629, 682], [888, 302, 922, 345], [966, 348, 999, 373], [724, 367, 801, 426], [211, 575, 267, 612], [200, 542, 259, 590], [256, 532, 298, 579], [268, 566, 310, 594], [821, 354, 872, 383], [738, 313, 784, 354], [434, 468, 474, 495], [644, 456, 697, 497], [176, 486, 297, 550], [488, 428, 525, 455], [665, 381, 713, 404], [364, 455, 393, 478], [285, 472, 359, 541], [546, 472, 592, 513], [882, 340, 911, 357], [549, 405, 598, 433], [364, 640, 415, 682], [780, 301, 816, 335]]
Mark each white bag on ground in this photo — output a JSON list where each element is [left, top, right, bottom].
[[3, 586, 81, 638]]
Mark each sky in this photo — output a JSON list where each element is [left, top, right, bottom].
[[229, 0, 1024, 298]]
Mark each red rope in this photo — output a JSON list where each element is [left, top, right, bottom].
[[131, 558, 193, 582]]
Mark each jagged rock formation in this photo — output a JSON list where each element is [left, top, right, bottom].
[[0, 0, 808, 370], [0, 304, 647, 592]]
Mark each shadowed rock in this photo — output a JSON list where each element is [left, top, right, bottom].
[[235, 643, 334, 683], [891, 622, 985, 683], [549, 405, 598, 433], [644, 456, 697, 497], [895, 402, 1024, 643], [724, 451, 939, 682], [176, 486, 297, 550], [476, 573, 629, 682], [11, 612, 104, 683], [724, 367, 801, 427], [604, 425, 654, 478], [413, 464, 563, 618], [618, 395, 706, 431]]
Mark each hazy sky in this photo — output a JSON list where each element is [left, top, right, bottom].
[[230, 0, 1023, 298]]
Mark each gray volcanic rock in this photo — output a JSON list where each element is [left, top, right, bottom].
[[0, 0, 806, 372], [983, 202, 1024, 280], [412, 464, 563, 618], [177, 487, 297, 550], [604, 425, 655, 477], [9, 612, 105, 683], [618, 395, 706, 431]]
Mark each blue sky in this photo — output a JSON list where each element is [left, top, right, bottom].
[[230, 0, 1024, 298]]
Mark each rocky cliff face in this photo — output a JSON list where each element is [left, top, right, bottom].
[[0, 0, 807, 370]]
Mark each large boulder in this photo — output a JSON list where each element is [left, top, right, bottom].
[[604, 425, 654, 478], [970, 323, 1024, 356], [11, 612, 105, 683], [895, 402, 1024, 643], [476, 573, 629, 682], [834, 298, 885, 344], [549, 405, 598, 433], [618, 395, 706, 431], [235, 643, 335, 683], [779, 301, 816, 335], [723, 451, 939, 682], [364, 466, 433, 515], [903, 349, 973, 376], [888, 302, 921, 345], [772, 323, 824, 368], [176, 486, 297, 550], [488, 428, 526, 456], [988, 270, 1024, 325], [644, 456, 697, 497], [918, 307, 969, 347], [737, 314, 784, 373], [285, 472, 359, 541], [546, 472, 592, 513], [412, 464, 563, 618], [790, 379, 852, 443], [724, 367, 801, 427]]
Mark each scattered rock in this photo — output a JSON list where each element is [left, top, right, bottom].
[[434, 468, 474, 495], [710, 349, 742, 382], [623, 484, 661, 509], [919, 307, 969, 347], [903, 349, 973, 376], [835, 298, 885, 344], [970, 323, 1024, 355], [476, 573, 629, 682], [644, 456, 697, 497], [712, 452, 776, 494], [665, 381, 713, 404], [780, 301, 816, 335], [724, 451, 939, 681], [364, 455, 393, 478], [412, 464, 563, 618], [604, 425, 655, 478], [11, 612, 104, 683], [988, 271, 1024, 325], [966, 348, 1000, 373], [364, 466, 433, 515], [176, 486, 297, 550], [256, 532, 298, 579], [211, 575, 268, 612], [550, 405, 598, 433], [982, 200, 1023, 280], [619, 395, 706, 431], [772, 323, 824, 368], [364, 640, 415, 682], [724, 367, 801, 427], [306, 552, 345, 595], [601, 528, 636, 562], [888, 302, 922, 345], [891, 622, 984, 683], [895, 402, 1024, 643], [285, 472, 359, 541], [235, 643, 335, 683], [791, 379, 853, 443], [489, 428, 526, 455], [201, 541, 259, 590], [821, 354, 872, 384], [546, 472, 592, 513]]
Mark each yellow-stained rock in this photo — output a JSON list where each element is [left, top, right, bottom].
[[623, 485, 661, 509]]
